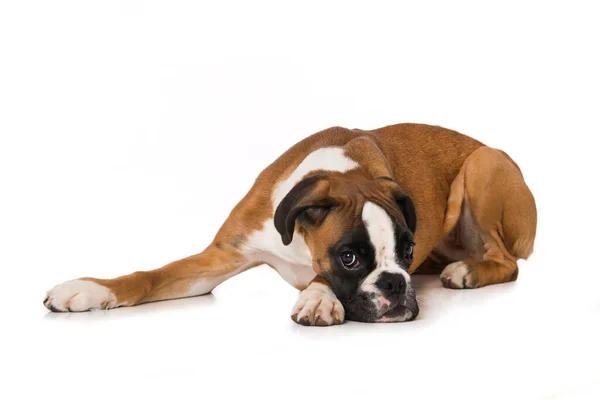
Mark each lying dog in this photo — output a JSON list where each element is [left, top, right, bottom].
[[43, 123, 537, 325]]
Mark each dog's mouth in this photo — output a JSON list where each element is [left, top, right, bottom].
[[377, 303, 415, 322], [375, 294, 417, 322]]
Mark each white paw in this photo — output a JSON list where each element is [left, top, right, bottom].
[[44, 280, 117, 312], [440, 261, 476, 289], [291, 282, 344, 326]]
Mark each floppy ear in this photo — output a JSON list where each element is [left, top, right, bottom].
[[274, 175, 334, 246], [377, 177, 417, 234], [393, 190, 417, 234]]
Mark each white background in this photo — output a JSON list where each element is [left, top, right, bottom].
[[1, 1, 599, 399]]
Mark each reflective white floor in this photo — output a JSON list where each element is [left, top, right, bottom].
[[9, 259, 598, 400]]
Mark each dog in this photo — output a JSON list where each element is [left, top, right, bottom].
[[43, 123, 537, 325]]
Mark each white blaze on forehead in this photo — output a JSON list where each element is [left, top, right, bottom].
[[361, 202, 411, 290], [362, 202, 397, 268], [272, 147, 359, 207]]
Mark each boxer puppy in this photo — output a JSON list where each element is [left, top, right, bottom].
[[43, 123, 537, 325]]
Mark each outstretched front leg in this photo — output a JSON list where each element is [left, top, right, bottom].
[[291, 277, 345, 326], [44, 243, 250, 312]]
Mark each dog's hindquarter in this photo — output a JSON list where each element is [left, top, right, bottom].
[[436, 146, 537, 288]]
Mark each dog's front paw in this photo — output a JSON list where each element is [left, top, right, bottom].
[[440, 261, 478, 289], [44, 279, 117, 312], [291, 283, 344, 326]]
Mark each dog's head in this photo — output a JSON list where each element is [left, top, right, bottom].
[[274, 171, 419, 323]]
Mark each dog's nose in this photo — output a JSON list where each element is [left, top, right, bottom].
[[375, 271, 407, 296]]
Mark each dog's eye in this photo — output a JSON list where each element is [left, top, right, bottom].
[[403, 243, 414, 262], [340, 251, 360, 269]]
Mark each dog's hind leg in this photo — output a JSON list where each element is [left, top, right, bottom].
[[439, 146, 537, 289]]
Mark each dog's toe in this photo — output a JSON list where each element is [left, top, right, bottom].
[[440, 261, 478, 289], [44, 280, 117, 312], [291, 286, 344, 326]]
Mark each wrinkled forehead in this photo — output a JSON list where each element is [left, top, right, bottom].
[[312, 199, 411, 273]]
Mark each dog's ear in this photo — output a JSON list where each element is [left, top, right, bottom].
[[377, 177, 417, 234], [393, 190, 417, 234], [274, 175, 335, 246]]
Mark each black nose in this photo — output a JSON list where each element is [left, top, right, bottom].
[[375, 271, 407, 296]]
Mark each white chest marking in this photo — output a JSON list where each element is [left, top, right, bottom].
[[246, 147, 359, 289], [360, 202, 410, 293], [245, 221, 314, 288]]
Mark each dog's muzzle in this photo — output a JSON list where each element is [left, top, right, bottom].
[[343, 271, 419, 323]]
